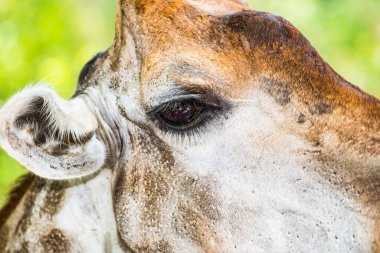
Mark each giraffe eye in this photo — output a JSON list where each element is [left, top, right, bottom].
[[153, 98, 221, 131], [161, 100, 202, 124]]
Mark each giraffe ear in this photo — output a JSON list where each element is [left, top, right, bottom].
[[0, 85, 106, 180]]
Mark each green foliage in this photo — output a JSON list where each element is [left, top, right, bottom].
[[0, 0, 379, 206]]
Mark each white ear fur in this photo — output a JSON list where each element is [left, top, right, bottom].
[[0, 84, 106, 180]]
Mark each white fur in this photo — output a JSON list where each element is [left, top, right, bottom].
[[55, 170, 124, 253], [0, 84, 106, 180]]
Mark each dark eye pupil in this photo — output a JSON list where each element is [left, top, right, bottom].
[[159, 101, 200, 126], [171, 104, 191, 118]]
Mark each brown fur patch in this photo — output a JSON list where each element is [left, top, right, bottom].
[[179, 176, 221, 222], [309, 102, 332, 115], [128, 125, 175, 223], [14, 179, 46, 236], [40, 229, 70, 253], [19, 241, 29, 253], [42, 182, 66, 216], [174, 203, 220, 253], [261, 77, 292, 106], [113, 121, 179, 250], [297, 113, 307, 124], [170, 177, 221, 252], [0, 174, 35, 229], [133, 239, 173, 253], [0, 226, 8, 251]]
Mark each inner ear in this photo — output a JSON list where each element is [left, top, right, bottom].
[[13, 96, 94, 154], [0, 85, 106, 180]]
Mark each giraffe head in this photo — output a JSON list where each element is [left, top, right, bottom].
[[0, 0, 379, 251]]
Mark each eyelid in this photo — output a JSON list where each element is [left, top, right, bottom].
[[148, 93, 226, 115], [146, 82, 228, 110], [148, 94, 202, 113]]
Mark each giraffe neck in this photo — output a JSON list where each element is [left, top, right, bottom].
[[0, 174, 34, 231], [0, 170, 125, 253]]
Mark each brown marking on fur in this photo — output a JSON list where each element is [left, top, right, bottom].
[[131, 239, 173, 253], [156, 240, 173, 253], [297, 113, 307, 124], [261, 77, 292, 106], [0, 174, 43, 245], [309, 102, 332, 115], [14, 178, 45, 235], [113, 119, 180, 249], [171, 177, 221, 251], [19, 241, 29, 253], [40, 229, 70, 253], [0, 226, 8, 251], [179, 176, 221, 222], [128, 126, 175, 223], [42, 182, 66, 216], [312, 151, 380, 208], [137, 239, 173, 253], [175, 203, 221, 253], [0, 174, 34, 231], [125, 5, 379, 140], [0, 175, 67, 252], [0, 177, 47, 252], [217, 11, 379, 145]]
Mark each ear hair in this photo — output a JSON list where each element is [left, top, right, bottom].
[[0, 84, 106, 180]]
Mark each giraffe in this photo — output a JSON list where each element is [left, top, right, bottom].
[[0, 0, 379, 252]]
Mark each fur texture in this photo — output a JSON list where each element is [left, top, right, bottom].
[[0, 0, 379, 252]]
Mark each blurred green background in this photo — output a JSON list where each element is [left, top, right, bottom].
[[0, 0, 379, 207]]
